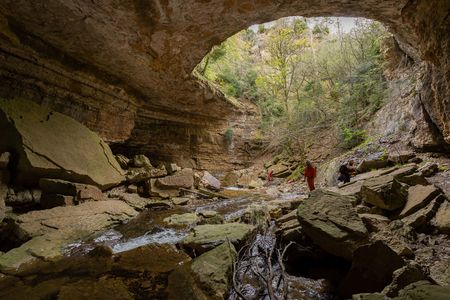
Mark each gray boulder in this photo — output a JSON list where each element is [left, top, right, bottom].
[[338, 241, 405, 297], [360, 175, 407, 210], [0, 99, 124, 189], [297, 190, 368, 260], [398, 185, 441, 218]]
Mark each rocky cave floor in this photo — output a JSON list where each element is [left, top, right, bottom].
[[0, 149, 450, 300]]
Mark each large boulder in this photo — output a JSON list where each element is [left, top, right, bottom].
[[360, 175, 407, 210], [338, 241, 405, 297], [189, 243, 236, 299], [398, 185, 441, 218], [181, 223, 254, 254], [156, 168, 194, 189], [0, 99, 124, 189], [200, 171, 221, 191], [297, 190, 368, 260]]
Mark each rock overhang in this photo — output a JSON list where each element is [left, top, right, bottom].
[[0, 0, 448, 168]]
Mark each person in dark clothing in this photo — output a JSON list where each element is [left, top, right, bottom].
[[338, 160, 356, 183]]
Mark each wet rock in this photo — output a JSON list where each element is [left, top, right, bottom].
[[338, 241, 405, 297], [39, 178, 104, 202], [395, 281, 450, 300], [0, 99, 124, 189], [115, 154, 130, 169], [0, 200, 138, 271], [164, 213, 200, 226], [200, 171, 221, 191], [182, 223, 254, 254], [40, 193, 74, 209], [398, 185, 441, 218], [432, 201, 450, 233], [297, 190, 368, 260], [113, 244, 191, 273], [58, 278, 134, 300], [382, 263, 427, 297], [360, 175, 407, 210], [190, 243, 236, 299]]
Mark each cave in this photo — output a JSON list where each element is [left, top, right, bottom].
[[0, 1, 450, 299]]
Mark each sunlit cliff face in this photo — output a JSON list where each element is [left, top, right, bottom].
[[0, 0, 448, 169]]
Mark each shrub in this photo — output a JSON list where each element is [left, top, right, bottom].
[[340, 126, 367, 149], [224, 128, 234, 143]]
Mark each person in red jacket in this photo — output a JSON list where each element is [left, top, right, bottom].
[[304, 160, 317, 191]]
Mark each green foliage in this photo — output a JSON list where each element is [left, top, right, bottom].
[[287, 164, 305, 181], [224, 128, 234, 143], [340, 126, 367, 149], [195, 17, 388, 151]]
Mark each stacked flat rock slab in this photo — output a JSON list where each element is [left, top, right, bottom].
[[397, 185, 441, 218], [39, 178, 104, 209], [401, 196, 444, 229], [0, 99, 124, 189], [147, 168, 194, 198], [297, 189, 368, 260], [360, 175, 407, 210]]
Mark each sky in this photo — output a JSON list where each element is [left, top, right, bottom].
[[250, 17, 361, 34]]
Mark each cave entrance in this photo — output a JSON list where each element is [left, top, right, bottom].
[[194, 17, 396, 169]]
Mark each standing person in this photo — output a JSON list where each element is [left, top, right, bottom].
[[304, 160, 317, 191], [338, 160, 356, 183], [267, 169, 274, 183]]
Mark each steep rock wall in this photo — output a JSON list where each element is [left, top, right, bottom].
[[0, 0, 448, 170]]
